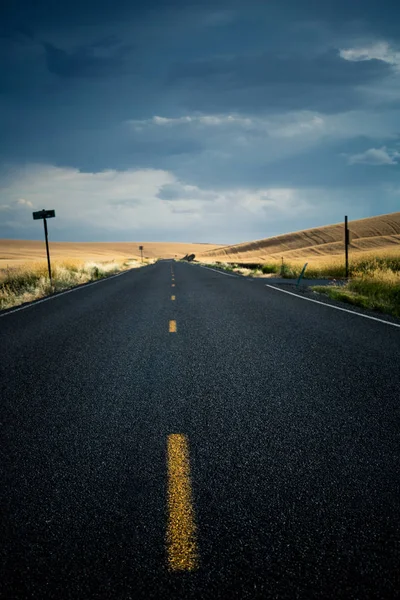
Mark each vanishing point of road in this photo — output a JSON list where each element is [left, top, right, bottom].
[[1, 260, 399, 599]]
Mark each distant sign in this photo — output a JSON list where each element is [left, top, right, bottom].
[[139, 245, 143, 250], [33, 209, 56, 220]]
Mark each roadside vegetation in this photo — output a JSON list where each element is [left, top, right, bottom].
[[197, 252, 400, 319], [312, 266, 400, 318], [0, 258, 151, 311], [200, 252, 400, 279]]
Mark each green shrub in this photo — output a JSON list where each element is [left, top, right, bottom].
[[281, 263, 295, 278], [261, 263, 279, 274]]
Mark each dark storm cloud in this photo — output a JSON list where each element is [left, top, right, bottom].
[[3, 0, 398, 33], [43, 40, 133, 78], [285, 0, 400, 37], [168, 49, 392, 113], [1, 0, 205, 35], [1, 0, 400, 242], [170, 50, 390, 87]]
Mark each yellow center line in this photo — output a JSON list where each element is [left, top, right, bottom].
[[169, 320, 177, 333], [171, 295, 176, 301], [166, 434, 198, 571], [172, 283, 175, 287]]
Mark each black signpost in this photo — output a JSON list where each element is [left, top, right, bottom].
[[139, 245, 144, 263], [33, 209, 56, 284]]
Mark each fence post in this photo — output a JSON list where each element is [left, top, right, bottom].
[[296, 263, 308, 288]]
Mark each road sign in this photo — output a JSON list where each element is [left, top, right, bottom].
[[33, 209, 55, 220], [32, 208, 56, 283]]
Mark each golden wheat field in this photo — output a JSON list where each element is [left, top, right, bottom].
[[0, 240, 223, 268], [197, 212, 400, 263], [1, 212, 399, 270]]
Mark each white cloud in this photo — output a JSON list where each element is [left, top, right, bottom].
[[275, 116, 324, 137], [0, 198, 33, 213], [347, 146, 400, 165], [1, 163, 317, 238], [340, 42, 400, 68], [16, 198, 34, 207], [127, 109, 400, 173], [2, 165, 176, 231], [129, 107, 400, 143], [237, 188, 309, 215], [129, 112, 320, 135], [146, 114, 253, 127], [152, 116, 193, 125], [157, 181, 313, 218], [129, 109, 399, 143]]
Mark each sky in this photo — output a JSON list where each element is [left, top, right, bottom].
[[1, 0, 400, 243]]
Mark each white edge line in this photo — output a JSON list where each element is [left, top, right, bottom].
[[0, 267, 141, 319], [266, 284, 400, 329], [197, 265, 238, 278]]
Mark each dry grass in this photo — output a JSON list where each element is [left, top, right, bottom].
[[200, 251, 400, 280], [271, 251, 400, 279], [0, 258, 150, 311], [312, 269, 400, 318]]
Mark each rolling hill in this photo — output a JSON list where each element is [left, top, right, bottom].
[[196, 212, 400, 264]]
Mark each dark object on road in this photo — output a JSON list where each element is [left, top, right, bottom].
[[182, 254, 195, 261]]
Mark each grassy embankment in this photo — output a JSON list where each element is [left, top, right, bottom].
[[197, 250, 400, 318], [0, 258, 152, 311], [311, 255, 400, 318]]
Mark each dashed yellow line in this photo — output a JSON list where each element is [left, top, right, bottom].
[[171, 283, 175, 287], [166, 434, 198, 571], [171, 295, 176, 301], [169, 320, 177, 333]]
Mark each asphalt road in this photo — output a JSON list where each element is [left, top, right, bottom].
[[1, 260, 399, 599]]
